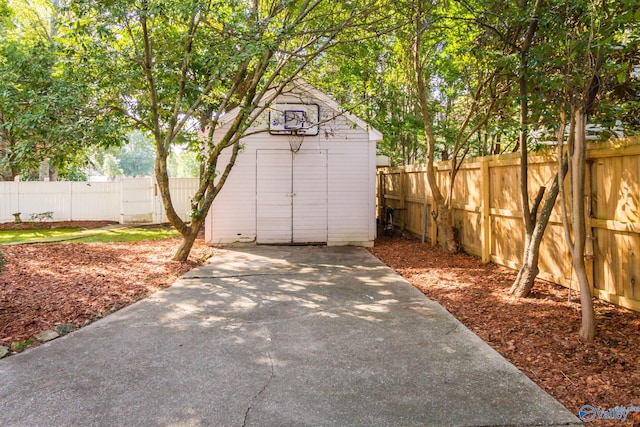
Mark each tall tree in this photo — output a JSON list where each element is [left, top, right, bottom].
[[466, 0, 638, 340], [308, 35, 425, 166], [64, 0, 397, 260], [503, 0, 638, 339], [464, 0, 560, 298], [554, 0, 638, 341], [509, 0, 549, 298], [0, 0, 123, 181], [412, 0, 506, 251], [451, 0, 561, 297], [118, 131, 156, 177]]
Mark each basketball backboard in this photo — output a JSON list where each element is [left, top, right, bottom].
[[269, 103, 320, 135]]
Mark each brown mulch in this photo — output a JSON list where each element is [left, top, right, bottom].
[[2, 222, 639, 423], [369, 234, 640, 425], [0, 224, 215, 350]]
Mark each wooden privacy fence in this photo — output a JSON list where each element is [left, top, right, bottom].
[[377, 137, 640, 313]]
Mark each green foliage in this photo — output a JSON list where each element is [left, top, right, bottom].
[[528, 0, 640, 140], [0, 249, 7, 273], [430, 0, 640, 153], [89, 131, 156, 178], [0, 0, 128, 181], [309, 0, 526, 165], [93, 130, 202, 178], [118, 131, 156, 177], [168, 150, 199, 178], [309, 34, 426, 166], [57, 164, 88, 181], [0, 0, 12, 32], [100, 153, 122, 179], [58, 0, 399, 260], [11, 339, 33, 351]]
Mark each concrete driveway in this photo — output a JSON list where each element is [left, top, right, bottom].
[[0, 245, 580, 426]]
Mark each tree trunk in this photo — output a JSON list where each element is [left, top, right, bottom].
[[511, 232, 536, 296], [511, 157, 568, 296], [435, 203, 457, 253], [511, 0, 545, 296], [510, 203, 549, 297], [570, 108, 596, 341], [574, 245, 596, 340], [412, 0, 449, 250], [39, 158, 50, 181], [50, 166, 59, 182], [172, 226, 201, 261], [169, 139, 242, 261], [172, 213, 208, 261]]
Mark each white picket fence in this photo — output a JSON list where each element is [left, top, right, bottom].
[[0, 177, 199, 224]]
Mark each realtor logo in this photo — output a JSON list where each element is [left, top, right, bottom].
[[579, 405, 640, 422]]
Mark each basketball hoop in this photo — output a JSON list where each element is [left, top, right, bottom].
[[288, 130, 304, 153]]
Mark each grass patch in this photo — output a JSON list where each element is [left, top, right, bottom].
[[0, 228, 82, 244], [11, 339, 34, 351], [0, 226, 179, 245], [74, 227, 179, 243]]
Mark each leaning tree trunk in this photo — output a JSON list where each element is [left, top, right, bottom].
[[512, 231, 537, 297], [170, 139, 242, 261], [510, 192, 555, 297], [511, 158, 568, 297], [172, 225, 201, 261], [510, 0, 546, 297]]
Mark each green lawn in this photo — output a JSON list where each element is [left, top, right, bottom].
[[0, 226, 179, 245]]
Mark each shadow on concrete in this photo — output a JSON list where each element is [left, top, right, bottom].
[[0, 246, 580, 426]]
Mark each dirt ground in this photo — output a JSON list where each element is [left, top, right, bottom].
[[369, 234, 640, 426], [1, 223, 639, 424]]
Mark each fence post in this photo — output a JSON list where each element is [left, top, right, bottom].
[[429, 165, 440, 245], [429, 182, 438, 245], [377, 170, 384, 224], [119, 179, 124, 224], [399, 168, 406, 230], [68, 182, 73, 221], [481, 158, 491, 263], [585, 158, 596, 291], [152, 176, 159, 224]]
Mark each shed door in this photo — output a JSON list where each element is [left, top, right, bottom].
[[256, 149, 327, 244]]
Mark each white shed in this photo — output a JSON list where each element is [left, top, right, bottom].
[[205, 80, 382, 247]]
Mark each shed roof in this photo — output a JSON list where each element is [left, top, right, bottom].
[[217, 79, 383, 143]]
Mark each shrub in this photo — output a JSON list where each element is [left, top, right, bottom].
[[0, 250, 7, 273]]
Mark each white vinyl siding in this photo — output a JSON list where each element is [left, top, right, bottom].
[[256, 150, 292, 244], [207, 147, 257, 244], [327, 140, 371, 244], [255, 149, 327, 244], [206, 83, 377, 247], [292, 150, 328, 243]]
